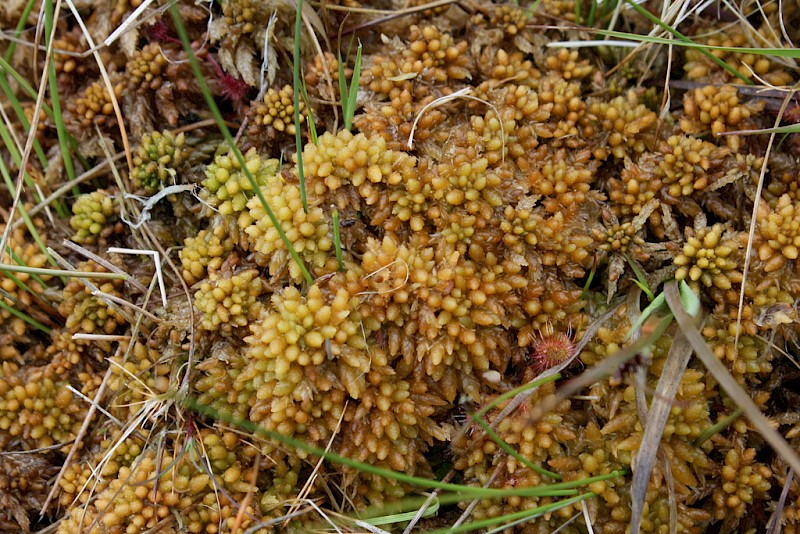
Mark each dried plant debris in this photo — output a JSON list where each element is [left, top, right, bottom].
[[2, 0, 800, 531]]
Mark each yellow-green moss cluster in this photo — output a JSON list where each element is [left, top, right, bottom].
[[59, 262, 126, 335], [194, 268, 263, 333], [202, 147, 279, 219], [180, 225, 235, 284], [69, 190, 116, 244], [130, 129, 188, 193], [757, 194, 800, 272], [674, 223, 742, 290], [242, 173, 333, 281], [713, 441, 772, 521]]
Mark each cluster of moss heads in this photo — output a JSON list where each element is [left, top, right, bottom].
[[2, 0, 800, 532]]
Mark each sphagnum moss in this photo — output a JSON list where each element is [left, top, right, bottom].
[[7, 0, 800, 531]]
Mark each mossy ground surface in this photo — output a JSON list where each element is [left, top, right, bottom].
[[1, 0, 800, 532]]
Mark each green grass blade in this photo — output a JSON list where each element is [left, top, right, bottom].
[[4, 0, 37, 63], [0, 263, 127, 279], [293, 0, 309, 214], [168, 5, 312, 285], [589, 26, 800, 59], [695, 408, 743, 446], [186, 395, 622, 498], [298, 68, 318, 145], [345, 41, 362, 130], [0, 298, 51, 334], [429, 493, 596, 534], [468, 411, 562, 479], [620, 0, 751, 84], [44, 0, 77, 189]]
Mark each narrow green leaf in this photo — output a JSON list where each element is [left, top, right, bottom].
[[345, 41, 363, 130], [169, 5, 312, 285], [293, 0, 308, 213]]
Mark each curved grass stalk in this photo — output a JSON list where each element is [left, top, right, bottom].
[[187, 396, 625, 498], [168, 5, 312, 286]]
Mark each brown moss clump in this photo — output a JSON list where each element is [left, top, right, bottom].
[[68, 80, 125, 130], [69, 190, 116, 244], [126, 43, 169, 94], [0, 453, 57, 532], [684, 25, 795, 86], [0, 226, 51, 346], [656, 135, 731, 197], [202, 147, 280, 219], [527, 147, 597, 211], [194, 268, 263, 333], [587, 90, 657, 159], [680, 85, 764, 151], [107, 342, 172, 419], [0, 361, 100, 450], [607, 157, 662, 220], [478, 48, 541, 86], [401, 25, 471, 82], [180, 225, 235, 285], [702, 320, 773, 385], [130, 129, 188, 193], [58, 447, 265, 534], [53, 27, 91, 93], [472, 5, 528, 36], [757, 194, 800, 272], [545, 48, 594, 81]]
